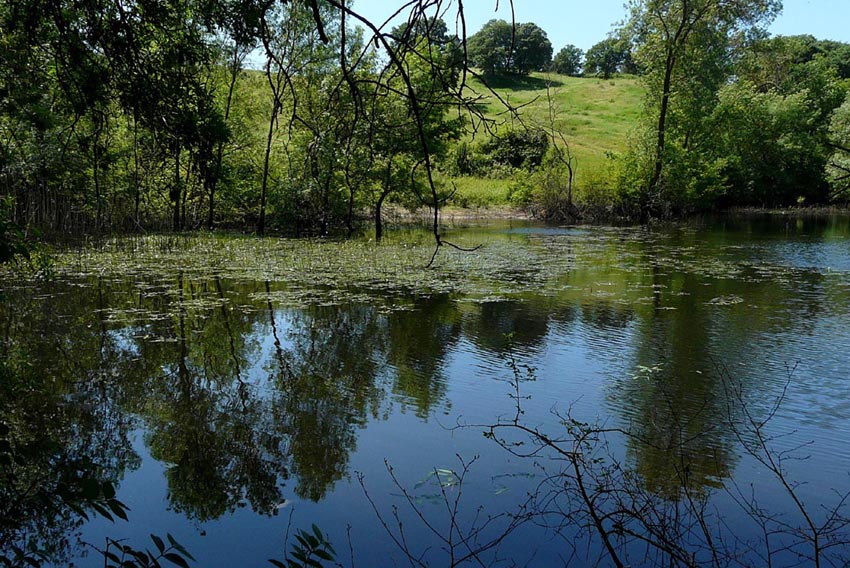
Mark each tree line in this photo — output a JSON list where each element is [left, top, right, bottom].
[[468, 18, 638, 79], [467, 2, 850, 221], [0, 0, 473, 242], [1, 0, 850, 249], [621, 0, 850, 218]]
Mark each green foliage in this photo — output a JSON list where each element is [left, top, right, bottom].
[[0, 401, 133, 567], [513, 23, 554, 74], [584, 37, 632, 79], [827, 95, 850, 200], [709, 82, 832, 205], [102, 534, 195, 568], [551, 45, 584, 76], [468, 19, 515, 75], [625, 0, 784, 214], [453, 141, 473, 175], [507, 170, 536, 205], [468, 19, 553, 76], [0, 542, 49, 568], [738, 35, 850, 87], [0, 217, 28, 266], [2, 0, 847, 234], [390, 16, 463, 86], [269, 524, 336, 568], [481, 128, 550, 170]]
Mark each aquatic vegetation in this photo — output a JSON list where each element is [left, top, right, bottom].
[[36, 224, 842, 318], [2, 218, 850, 566]]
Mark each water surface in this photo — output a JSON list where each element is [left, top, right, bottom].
[[2, 214, 850, 566]]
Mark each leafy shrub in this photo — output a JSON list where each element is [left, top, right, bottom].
[[507, 170, 536, 205], [453, 141, 473, 175], [481, 128, 550, 170]]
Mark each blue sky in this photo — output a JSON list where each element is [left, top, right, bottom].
[[353, 0, 850, 52]]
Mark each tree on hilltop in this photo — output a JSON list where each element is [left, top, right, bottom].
[[468, 19, 553, 75], [584, 37, 631, 78], [552, 44, 584, 76]]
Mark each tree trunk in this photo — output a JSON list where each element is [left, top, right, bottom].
[[209, 46, 242, 230], [92, 114, 103, 232], [258, 100, 277, 236], [375, 159, 393, 242], [132, 116, 141, 226], [172, 148, 181, 231], [346, 176, 355, 238], [182, 152, 191, 229], [646, 49, 676, 220], [375, 193, 386, 242]]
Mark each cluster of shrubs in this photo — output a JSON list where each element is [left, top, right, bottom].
[[451, 128, 550, 177]]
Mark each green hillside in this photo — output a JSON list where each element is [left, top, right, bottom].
[[452, 72, 644, 206]]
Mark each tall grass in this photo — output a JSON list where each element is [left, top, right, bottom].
[[455, 72, 643, 208]]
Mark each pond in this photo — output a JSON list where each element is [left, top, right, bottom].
[[2, 214, 850, 567]]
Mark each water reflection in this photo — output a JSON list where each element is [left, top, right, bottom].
[[0, 281, 140, 565], [1, 215, 849, 564]]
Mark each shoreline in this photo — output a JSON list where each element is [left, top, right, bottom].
[[721, 205, 850, 217], [394, 204, 850, 225]]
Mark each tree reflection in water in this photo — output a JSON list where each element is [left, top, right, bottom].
[[1, 217, 848, 565]]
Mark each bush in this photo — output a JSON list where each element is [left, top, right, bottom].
[[507, 170, 536, 205], [453, 141, 473, 175], [481, 128, 550, 170]]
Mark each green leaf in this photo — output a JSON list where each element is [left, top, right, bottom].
[[163, 552, 191, 568], [91, 502, 114, 522], [68, 503, 89, 521], [81, 477, 101, 499], [151, 535, 165, 554], [102, 481, 117, 499], [109, 499, 129, 521], [267, 561, 286, 568], [166, 535, 194, 561]]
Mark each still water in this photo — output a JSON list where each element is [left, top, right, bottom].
[[2, 215, 850, 566]]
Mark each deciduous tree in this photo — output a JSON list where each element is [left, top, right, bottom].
[[552, 44, 584, 76], [467, 19, 514, 75], [468, 19, 553, 75], [584, 37, 630, 78], [627, 0, 781, 217], [827, 95, 850, 200], [514, 23, 554, 74]]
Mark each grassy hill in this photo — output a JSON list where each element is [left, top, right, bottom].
[[452, 72, 644, 206]]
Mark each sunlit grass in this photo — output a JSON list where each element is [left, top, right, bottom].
[[458, 72, 644, 204], [451, 176, 512, 207]]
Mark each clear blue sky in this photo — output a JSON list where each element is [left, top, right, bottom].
[[353, 0, 850, 52]]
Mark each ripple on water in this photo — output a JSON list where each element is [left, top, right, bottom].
[[4, 217, 850, 567]]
